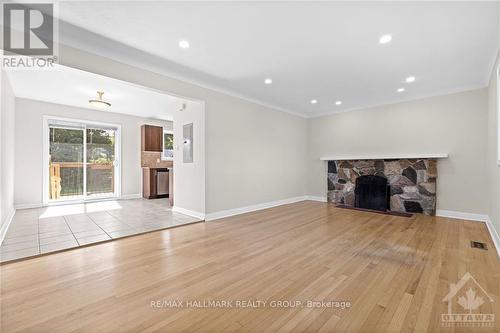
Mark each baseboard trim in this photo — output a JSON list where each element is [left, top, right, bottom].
[[0, 208, 16, 246], [486, 216, 500, 258], [305, 195, 327, 202], [120, 193, 143, 200], [172, 206, 206, 220], [205, 196, 309, 221], [436, 210, 489, 222], [14, 203, 42, 210]]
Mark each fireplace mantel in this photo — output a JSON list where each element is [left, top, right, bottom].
[[320, 153, 448, 161]]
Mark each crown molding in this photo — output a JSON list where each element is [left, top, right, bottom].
[[309, 84, 487, 119], [58, 22, 307, 119]]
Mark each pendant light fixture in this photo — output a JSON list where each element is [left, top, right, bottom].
[[89, 91, 111, 109]]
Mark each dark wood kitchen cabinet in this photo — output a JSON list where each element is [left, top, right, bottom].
[[141, 125, 163, 152], [143, 168, 169, 199]]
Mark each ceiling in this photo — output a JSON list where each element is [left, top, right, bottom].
[[6, 64, 183, 121], [55, 1, 500, 117]]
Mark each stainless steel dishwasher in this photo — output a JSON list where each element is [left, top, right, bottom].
[[156, 169, 169, 196]]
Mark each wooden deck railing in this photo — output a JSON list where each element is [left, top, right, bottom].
[[49, 162, 114, 199]]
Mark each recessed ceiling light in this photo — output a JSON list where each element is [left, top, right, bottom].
[[397, 88, 405, 92], [335, 101, 342, 105], [178, 40, 190, 49], [379, 34, 392, 44], [405, 76, 416, 83], [310, 99, 318, 104], [264, 78, 272, 85]]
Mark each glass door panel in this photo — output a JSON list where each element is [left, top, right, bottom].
[[48, 126, 84, 201], [86, 127, 116, 198]]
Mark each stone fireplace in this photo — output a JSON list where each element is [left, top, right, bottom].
[[327, 158, 438, 215]]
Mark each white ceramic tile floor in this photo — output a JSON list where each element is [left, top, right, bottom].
[[78, 234, 111, 245], [0, 198, 201, 263]]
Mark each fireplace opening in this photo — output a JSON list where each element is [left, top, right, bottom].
[[354, 175, 390, 212]]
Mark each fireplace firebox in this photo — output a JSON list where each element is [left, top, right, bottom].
[[354, 175, 389, 212]]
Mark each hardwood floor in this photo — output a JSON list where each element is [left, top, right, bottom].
[[1, 201, 499, 332]]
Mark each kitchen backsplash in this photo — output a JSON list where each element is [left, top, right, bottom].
[[141, 151, 173, 168]]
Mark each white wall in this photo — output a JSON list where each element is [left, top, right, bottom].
[[487, 51, 500, 234], [307, 89, 489, 215], [0, 70, 16, 239], [14, 98, 171, 207], [204, 94, 307, 213], [58, 45, 309, 214], [172, 100, 205, 215]]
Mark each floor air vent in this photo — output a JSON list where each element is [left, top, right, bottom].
[[470, 241, 488, 250]]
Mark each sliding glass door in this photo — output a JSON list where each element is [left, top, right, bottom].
[[46, 118, 120, 203], [86, 127, 116, 198], [48, 125, 85, 200]]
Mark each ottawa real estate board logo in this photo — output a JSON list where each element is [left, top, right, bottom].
[[2, 2, 58, 68], [441, 272, 495, 327]]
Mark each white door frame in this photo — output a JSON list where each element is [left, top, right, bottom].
[[42, 115, 122, 206]]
